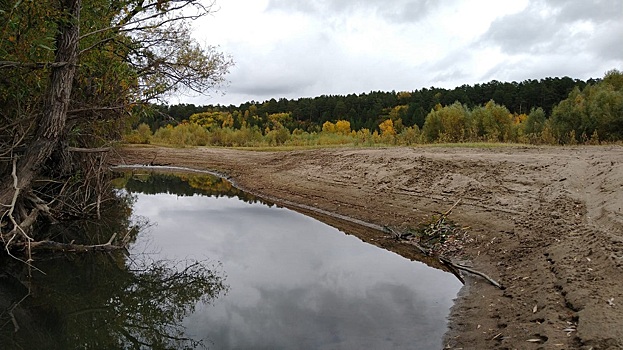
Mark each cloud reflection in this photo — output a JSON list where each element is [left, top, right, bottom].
[[130, 190, 461, 349]]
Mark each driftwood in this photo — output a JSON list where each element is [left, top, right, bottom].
[[439, 256, 504, 290], [387, 199, 505, 290]]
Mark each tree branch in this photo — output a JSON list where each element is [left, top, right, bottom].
[[0, 61, 71, 70]]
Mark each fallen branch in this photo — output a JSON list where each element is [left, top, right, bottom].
[[67, 146, 112, 153], [12, 232, 126, 253], [384, 225, 431, 255], [439, 256, 504, 290], [16, 239, 124, 253], [386, 199, 504, 290], [442, 198, 461, 216]]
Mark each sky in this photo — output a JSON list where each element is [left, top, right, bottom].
[[175, 0, 623, 106]]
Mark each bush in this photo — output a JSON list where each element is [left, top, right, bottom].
[[124, 123, 152, 144]]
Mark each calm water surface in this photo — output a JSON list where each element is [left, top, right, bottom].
[[127, 173, 462, 349], [0, 172, 461, 349]]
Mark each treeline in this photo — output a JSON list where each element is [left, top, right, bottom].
[[129, 70, 622, 146], [138, 75, 596, 131]]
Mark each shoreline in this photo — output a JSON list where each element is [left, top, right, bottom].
[[114, 144, 623, 349]]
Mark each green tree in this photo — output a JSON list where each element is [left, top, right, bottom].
[[551, 70, 623, 143], [469, 101, 514, 141], [523, 107, 546, 136], [422, 102, 469, 142]]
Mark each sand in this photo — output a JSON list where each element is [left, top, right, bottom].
[[116, 145, 623, 349]]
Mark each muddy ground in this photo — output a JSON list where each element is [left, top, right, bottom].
[[115, 145, 623, 350]]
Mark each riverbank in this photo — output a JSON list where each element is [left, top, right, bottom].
[[114, 144, 623, 349]]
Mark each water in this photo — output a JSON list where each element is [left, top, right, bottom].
[[127, 173, 462, 349], [0, 172, 461, 349]]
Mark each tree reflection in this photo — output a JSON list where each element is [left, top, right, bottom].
[[114, 171, 262, 204], [0, 190, 228, 349], [0, 253, 227, 349]]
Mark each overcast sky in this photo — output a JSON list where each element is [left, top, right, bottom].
[[176, 0, 623, 106]]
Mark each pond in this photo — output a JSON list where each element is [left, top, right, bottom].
[[0, 171, 462, 349]]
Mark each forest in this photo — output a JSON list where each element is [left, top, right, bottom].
[[131, 70, 623, 147]]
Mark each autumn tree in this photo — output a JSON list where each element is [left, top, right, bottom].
[[550, 69, 623, 143], [422, 102, 469, 142], [0, 0, 232, 252], [469, 101, 514, 142], [378, 119, 396, 136], [322, 121, 337, 133], [335, 120, 352, 135]]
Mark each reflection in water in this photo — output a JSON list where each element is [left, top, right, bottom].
[[1, 171, 461, 349], [126, 172, 462, 349], [119, 171, 260, 204], [0, 190, 227, 350]]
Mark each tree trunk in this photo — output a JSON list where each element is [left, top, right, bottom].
[[0, 0, 82, 213]]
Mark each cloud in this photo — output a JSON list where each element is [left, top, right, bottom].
[[266, 0, 446, 23], [588, 20, 623, 62], [546, 0, 622, 23], [481, 0, 623, 57], [182, 0, 621, 106]]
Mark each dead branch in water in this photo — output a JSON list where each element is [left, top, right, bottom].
[[12, 232, 128, 253]]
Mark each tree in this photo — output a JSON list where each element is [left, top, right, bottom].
[[335, 120, 352, 135], [470, 101, 514, 142], [550, 70, 623, 143], [0, 0, 232, 252], [523, 107, 546, 136], [421, 102, 469, 142]]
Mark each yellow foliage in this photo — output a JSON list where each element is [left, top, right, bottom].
[[397, 91, 412, 100], [322, 121, 336, 133], [335, 120, 351, 135], [379, 119, 396, 136], [513, 113, 528, 125], [222, 114, 234, 128], [389, 105, 408, 120], [189, 111, 233, 130], [268, 112, 292, 130]]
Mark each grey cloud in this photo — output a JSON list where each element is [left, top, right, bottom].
[[425, 48, 474, 85], [545, 0, 622, 23], [480, 5, 557, 55], [589, 20, 623, 62], [230, 79, 314, 98], [266, 0, 445, 23], [480, 0, 622, 57], [377, 0, 442, 23], [221, 35, 331, 101], [480, 55, 602, 85]]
